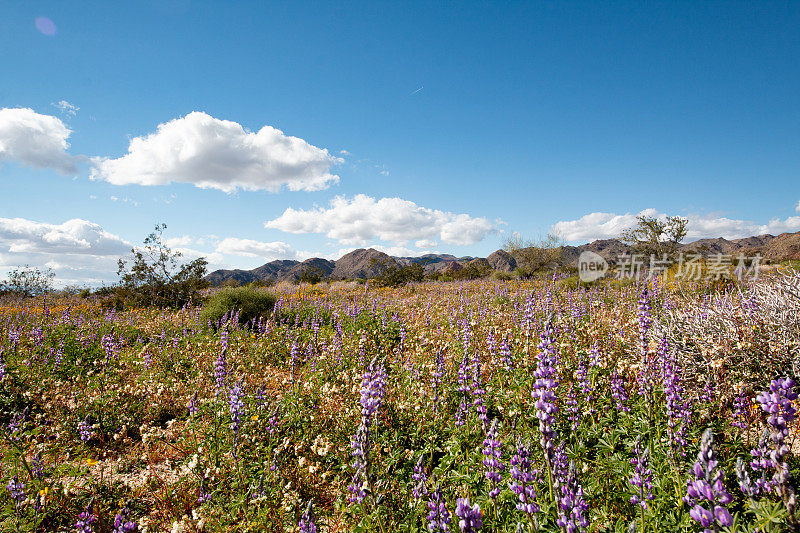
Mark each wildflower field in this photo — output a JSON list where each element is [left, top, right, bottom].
[[2, 272, 800, 532]]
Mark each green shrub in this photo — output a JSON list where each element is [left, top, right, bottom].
[[491, 270, 513, 281], [556, 275, 597, 290], [200, 287, 277, 326], [296, 267, 325, 285], [372, 261, 425, 287]]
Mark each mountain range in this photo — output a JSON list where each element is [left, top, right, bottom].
[[206, 230, 800, 285]]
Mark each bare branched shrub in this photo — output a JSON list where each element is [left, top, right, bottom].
[[661, 270, 800, 395], [503, 233, 564, 278]]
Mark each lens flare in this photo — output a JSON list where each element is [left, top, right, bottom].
[[35, 17, 57, 36]]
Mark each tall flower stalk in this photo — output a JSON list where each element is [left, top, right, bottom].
[[482, 419, 504, 500], [510, 439, 540, 526], [534, 317, 559, 494], [684, 429, 733, 532], [755, 377, 798, 525]]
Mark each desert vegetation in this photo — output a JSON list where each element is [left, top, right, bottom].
[[1, 258, 800, 532]]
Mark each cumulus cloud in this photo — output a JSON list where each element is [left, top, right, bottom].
[[265, 194, 501, 246], [552, 208, 800, 243], [165, 235, 195, 248], [415, 239, 438, 249], [796, 200, 800, 213], [0, 218, 131, 285], [90, 112, 342, 193], [0, 107, 78, 174], [0, 218, 130, 256], [215, 237, 302, 260], [0, 218, 234, 285]]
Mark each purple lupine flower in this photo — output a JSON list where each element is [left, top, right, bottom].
[[565, 382, 581, 431], [663, 352, 690, 455], [8, 410, 25, 436], [499, 335, 514, 371], [101, 333, 118, 361], [348, 419, 370, 504], [534, 318, 559, 462], [6, 475, 25, 505], [113, 506, 138, 533], [229, 380, 245, 435], [8, 328, 19, 348], [636, 289, 657, 400], [482, 419, 504, 499], [220, 327, 229, 351], [0, 347, 6, 380], [749, 429, 774, 494], [471, 352, 488, 430], [427, 486, 452, 532], [197, 478, 212, 503], [360, 359, 387, 419], [523, 293, 536, 337], [576, 355, 593, 406], [358, 332, 366, 366], [731, 391, 749, 429], [755, 377, 798, 506], [298, 500, 317, 533], [187, 393, 199, 415], [610, 370, 630, 412], [214, 345, 228, 397], [556, 462, 589, 533], [684, 429, 734, 531], [700, 379, 715, 408], [431, 349, 446, 410], [75, 502, 97, 532], [455, 497, 482, 533], [736, 456, 758, 498], [412, 455, 429, 500], [589, 343, 601, 368], [629, 437, 654, 509], [254, 385, 268, 408], [455, 351, 471, 427], [510, 440, 540, 516], [31, 452, 44, 478], [54, 342, 64, 371], [267, 405, 280, 435], [78, 416, 93, 443], [485, 329, 497, 363], [269, 447, 280, 472]]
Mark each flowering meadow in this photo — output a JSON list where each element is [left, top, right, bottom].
[[1, 271, 800, 532]]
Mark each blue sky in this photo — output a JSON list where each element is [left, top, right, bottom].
[[1, 1, 799, 284]]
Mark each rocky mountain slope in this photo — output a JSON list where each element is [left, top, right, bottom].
[[206, 230, 800, 285]]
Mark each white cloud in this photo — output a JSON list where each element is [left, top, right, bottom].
[[0, 219, 238, 286], [165, 235, 194, 247], [215, 237, 302, 260], [552, 208, 800, 242], [52, 100, 79, 116], [415, 239, 438, 249], [0, 107, 78, 174], [0, 218, 131, 286], [370, 244, 435, 257], [90, 111, 342, 193], [265, 194, 501, 246], [0, 218, 130, 256], [796, 200, 800, 213], [110, 195, 139, 207]]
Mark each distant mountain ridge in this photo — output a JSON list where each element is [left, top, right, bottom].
[[205, 230, 800, 285]]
